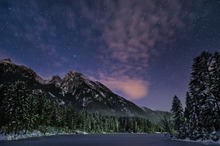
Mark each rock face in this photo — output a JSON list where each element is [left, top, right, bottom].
[[0, 59, 147, 117]]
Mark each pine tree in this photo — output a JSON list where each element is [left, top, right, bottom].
[[211, 51, 220, 131], [185, 51, 220, 140], [160, 113, 173, 137], [171, 95, 184, 132], [0, 81, 31, 133], [0, 83, 13, 133], [184, 92, 191, 121], [187, 52, 213, 139]]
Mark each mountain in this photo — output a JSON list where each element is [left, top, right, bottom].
[[142, 107, 171, 124], [0, 59, 147, 117]]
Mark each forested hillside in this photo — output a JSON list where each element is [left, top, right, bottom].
[[0, 80, 156, 134]]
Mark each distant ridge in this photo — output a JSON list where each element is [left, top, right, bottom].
[[0, 59, 147, 117]]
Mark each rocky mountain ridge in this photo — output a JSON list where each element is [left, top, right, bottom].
[[0, 59, 148, 117]]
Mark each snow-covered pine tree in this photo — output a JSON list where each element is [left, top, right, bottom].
[[187, 52, 212, 139], [184, 92, 191, 122], [186, 51, 220, 140], [0, 83, 13, 133], [0, 81, 30, 134], [183, 92, 192, 137], [15, 81, 31, 133], [211, 52, 220, 132], [171, 95, 185, 138]]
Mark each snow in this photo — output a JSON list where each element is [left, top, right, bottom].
[[95, 94, 99, 99], [58, 100, 65, 105], [84, 79, 95, 88], [0, 129, 88, 141], [99, 91, 106, 98], [71, 89, 76, 96], [82, 97, 86, 107], [0, 134, 6, 140], [60, 91, 66, 97], [0, 58, 12, 64], [75, 130, 88, 135], [32, 89, 43, 95], [0, 131, 43, 141], [48, 92, 56, 97], [75, 95, 79, 100], [174, 137, 220, 145]]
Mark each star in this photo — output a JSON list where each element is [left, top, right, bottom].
[[0, 0, 219, 111]]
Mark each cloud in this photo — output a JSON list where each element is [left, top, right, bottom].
[[83, 0, 191, 100], [1, 0, 197, 100], [99, 76, 148, 100], [102, 0, 185, 67]]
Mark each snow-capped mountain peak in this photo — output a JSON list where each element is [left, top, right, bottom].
[[0, 59, 147, 117]]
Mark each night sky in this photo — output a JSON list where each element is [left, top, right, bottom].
[[0, 0, 220, 111]]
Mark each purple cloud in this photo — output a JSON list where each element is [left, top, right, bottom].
[[85, 0, 194, 99]]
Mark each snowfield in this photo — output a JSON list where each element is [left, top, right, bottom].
[[163, 132, 220, 145], [0, 130, 88, 141], [174, 138, 220, 145]]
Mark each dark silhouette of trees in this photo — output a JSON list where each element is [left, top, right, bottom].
[[0, 81, 155, 134], [172, 51, 220, 141]]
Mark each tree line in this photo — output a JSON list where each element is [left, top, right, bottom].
[[171, 51, 220, 141], [0, 80, 155, 134]]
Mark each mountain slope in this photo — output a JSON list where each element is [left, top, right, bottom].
[[142, 107, 171, 124], [0, 59, 147, 117]]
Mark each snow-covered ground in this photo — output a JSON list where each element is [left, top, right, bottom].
[[162, 133, 220, 145], [174, 137, 220, 145], [1, 131, 219, 145], [0, 130, 88, 141], [0, 130, 44, 140]]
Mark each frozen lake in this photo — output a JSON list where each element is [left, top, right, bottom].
[[0, 134, 217, 146]]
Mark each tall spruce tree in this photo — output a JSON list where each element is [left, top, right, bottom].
[[187, 52, 213, 139], [211, 52, 220, 131], [171, 95, 184, 135], [185, 51, 220, 140], [184, 92, 191, 121]]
